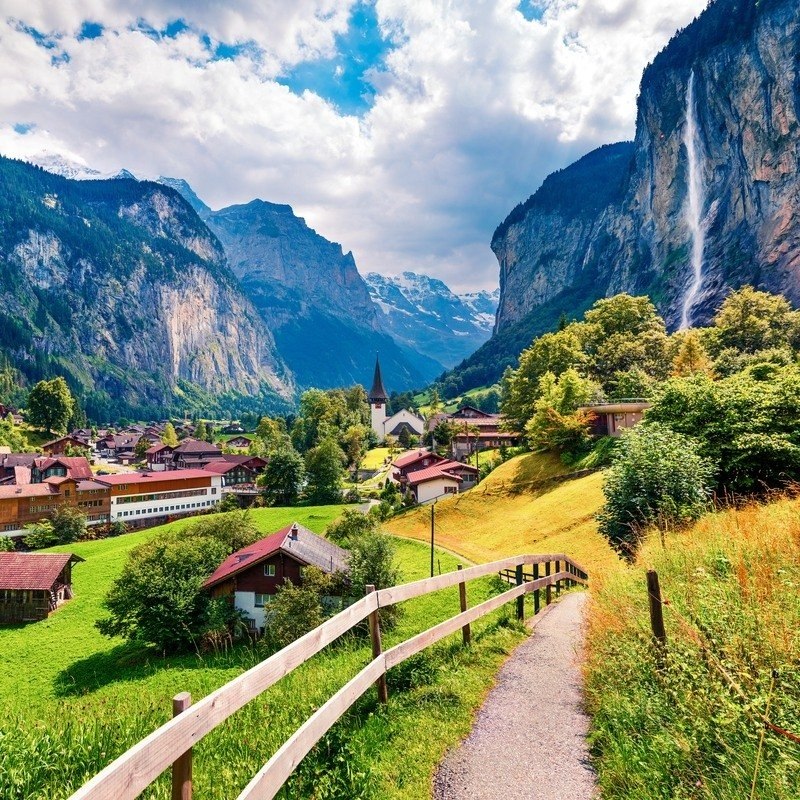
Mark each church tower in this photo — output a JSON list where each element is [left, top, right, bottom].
[[368, 355, 389, 440]]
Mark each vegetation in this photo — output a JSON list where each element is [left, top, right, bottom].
[[258, 446, 306, 505], [24, 507, 87, 550], [586, 496, 800, 799], [0, 414, 28, 451], [0, 506, 529, 800], [26, 377, 76, 435]]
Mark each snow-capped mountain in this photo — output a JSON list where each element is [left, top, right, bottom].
[[26, 153, 103, 180], [365, 271, 498, 370]]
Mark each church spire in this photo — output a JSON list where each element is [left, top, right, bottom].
[[368, 354, 389, 403]]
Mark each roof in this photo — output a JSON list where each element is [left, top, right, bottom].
[[0, 483, 57, 499], [221, 454, 267, 466], [203, 523, 349, 588], [95, 469, 215, 486], [393, 449, 443, 469], [0, 552, 83, 590], [368, 355, 389, 402], [437, 459, 479, 475], [406, 465, 463, 486], [201, 461, 254, 475], [43, 435, 87, 448], [174, 439, 221, 454], [37, 457, 93, 480], [145, 443, 171, 455]]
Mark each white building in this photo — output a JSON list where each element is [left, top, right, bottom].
[[368, 356, 425, 441]]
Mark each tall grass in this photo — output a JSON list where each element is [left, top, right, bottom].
[[585, 498, 800, 799]]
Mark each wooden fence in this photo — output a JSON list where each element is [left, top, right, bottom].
[[68, 553, 588, 800]]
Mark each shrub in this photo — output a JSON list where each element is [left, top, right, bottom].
[[347, 531, 402, 628], [0, 536, 15, 552], [326, 508, 378, 546], [597, 423, 714, 556], [24, 507, 87, 549], [262, 578, 325, 651]]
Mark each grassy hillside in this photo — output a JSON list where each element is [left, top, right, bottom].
[[1, 505, 529, 800], [386, 452, 620, 577], [585, 498, 800, 798]]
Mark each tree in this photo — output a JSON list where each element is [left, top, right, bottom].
[[134, 437, 150, 461], [161, 422, 179, 447], [398, 426, 412, 449], [326, 508, 378, 546], [262, 578, 325, 651], [347, 530, 402, 628], [341, 424, 368, 470], [597, 423, 714, 556], [24, 506, 87, 550], [305, 437, 346, 503], [194, 420, 208, 442], [259, 447, 306, 505], [427, 388, 443, 417], [0, 415, 26, 451], [672, 330, 714, 377], [26, 377, 75, 434]]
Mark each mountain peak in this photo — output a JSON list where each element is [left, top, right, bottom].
[[157, 176, 211, 216]]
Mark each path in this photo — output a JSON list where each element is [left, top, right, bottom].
[[433, 592, 596, 799]]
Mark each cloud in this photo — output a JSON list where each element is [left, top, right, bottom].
[[0, 0, 707, 291]]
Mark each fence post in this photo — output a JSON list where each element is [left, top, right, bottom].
[[515, 563, 524, 621], [555, 559, 561, 597], [545, 561, 552, 605], [647, 570, 667, 654], [458, 565, 471, 645], [566, 562, 573, 590], [171, 692, 192, 800], [366, 585, 389, 703], [533, 562, 540, 615]]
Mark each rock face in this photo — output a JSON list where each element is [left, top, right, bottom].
[[467, 0, 800, 390], [0, 157, 292, 419], [205, 201, 442, 390], [364, 271, 497, 370]]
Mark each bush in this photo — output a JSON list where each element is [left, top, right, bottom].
[[0, 537, 15, 552], [326, 508, 378, 546], [347, 531, 402, 628], [597, 423, 714, 556], [262, 579, 325, 651], [24, 507, 87, 550]]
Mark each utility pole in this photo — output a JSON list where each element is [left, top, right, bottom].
[[430, 501, 435, 577]]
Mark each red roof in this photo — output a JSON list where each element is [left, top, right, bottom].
[[95, 469, 216, 486], [173, 439, 221, 454], [0, 484, 57, 499], [393, 449, 443, 469], [145, 444, 171, 455], [0, 552, 81, 590], [203, 528, 289, 587], [406, 465, 463, 486], [37, 457, 94, 480], [201, 461, 253, 475]]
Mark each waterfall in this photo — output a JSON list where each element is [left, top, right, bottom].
[[679, 70, 706, 331]]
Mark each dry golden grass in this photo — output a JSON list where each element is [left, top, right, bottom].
[[386, 452, 621, 577]]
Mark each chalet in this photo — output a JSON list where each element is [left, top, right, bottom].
[[222, 423, 246, 435], [578, 401, 651, 437], [168, 439, 223, 470], [392, 449, 447, 481], [431, 406, 521, 459], [405, 466, 462, 503], [221, 454, 268, 473], [31, 457, 94, 483], [42, 435, 90, 456], [145, 443, 175, 472], [203, 523, 349, 632], [0, 552, 84, 623], [227, 435, 254, 449], [96, 469, 223, 526], [391, 449, 479, 502], [201, 460, 257, 487]]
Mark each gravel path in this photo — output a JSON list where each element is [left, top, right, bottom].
[[433, 592, 596, 800]]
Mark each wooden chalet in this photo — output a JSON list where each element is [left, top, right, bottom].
[[430, 406, 521, 459], [577, 401, 651, 437], [391, 449, 478, 503], [204, 523, 349, 632], [169, 439, 223, 470], [42, 435, 90, 456], [0, 552, 84, 623], [227, 435, 254, 449]]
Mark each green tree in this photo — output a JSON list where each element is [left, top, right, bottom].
[[26, 377, 75, 435], [259, 447, 306, 505], [262, 578, 325, 651], [134, 437, 151, 461], [326, 508, 378, 546], [305, 437, 346, 503], [161, 422, 179, 447], [0, 415, 27, 451], [347, 530, 402, 628], [24, 507, 87, 550], [194, 420, 208, 442], [597, 423, 714, 556], [427, 388, 443, 417], [341, 424, 368, 470]]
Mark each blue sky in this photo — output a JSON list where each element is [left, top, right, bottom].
[[0, 0, 708, 291]]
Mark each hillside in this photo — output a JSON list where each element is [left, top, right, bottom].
[[386, 453, 620, 576], [0, 157, 293, 420]]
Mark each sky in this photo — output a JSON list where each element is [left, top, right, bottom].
[[0, 0, 709, 292]]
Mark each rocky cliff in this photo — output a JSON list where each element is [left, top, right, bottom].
[[205, 201, 442, 390], [364, 271, 496, 370], [0, 157, 292, 420], [456, 0, 800, 392]]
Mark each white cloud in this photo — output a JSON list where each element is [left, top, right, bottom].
[[0, 0, 707, 291]]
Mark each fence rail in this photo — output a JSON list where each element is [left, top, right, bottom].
[[68, 553, 588, 800]]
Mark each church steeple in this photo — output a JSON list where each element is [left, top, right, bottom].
[[368, 355, 389, 403]]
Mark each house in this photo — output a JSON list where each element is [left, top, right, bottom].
[[168, 439, 223, 470], [42, 435, 90, 456], [96, 469, 223, 526], [368, 357, 426, 441], [145, 443, 175, 472], [227, 435, 254, 449], [203, 523, 349, 632], [391, 449, 479, 502], [201, 460, 257, 488], [222, 423, 246, 435], [431, 406, 521, 459], [0, 552, 84, 623], [221, 454, 268, 473], [578, 401, 651, 437], [405, 466, 462, 503]]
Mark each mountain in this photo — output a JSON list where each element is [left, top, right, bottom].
[[457, 288, 500, 331], [443, 0, 800, 393], [364, 272, 497, 370], [157, 176, 211, 217], [203, 201, 442, 390], [0, 156, 293, 420]]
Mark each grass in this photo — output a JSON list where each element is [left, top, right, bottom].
[[361, 447, 394, 471], [584, 497, 800, 799], [1, 504, 529, 800], [387, 452, 621, 577]]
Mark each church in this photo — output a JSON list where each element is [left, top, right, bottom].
[[368, 357, 426, 441]]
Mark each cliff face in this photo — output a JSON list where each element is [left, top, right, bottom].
[[206, 201, 442, 390], [491, 0, 800, 341], [0, 158, 292, 418]]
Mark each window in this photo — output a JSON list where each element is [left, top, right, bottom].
[[264, 564, 276, 577], [254, 593, 272, 607], [211, 488, 217, 495]]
